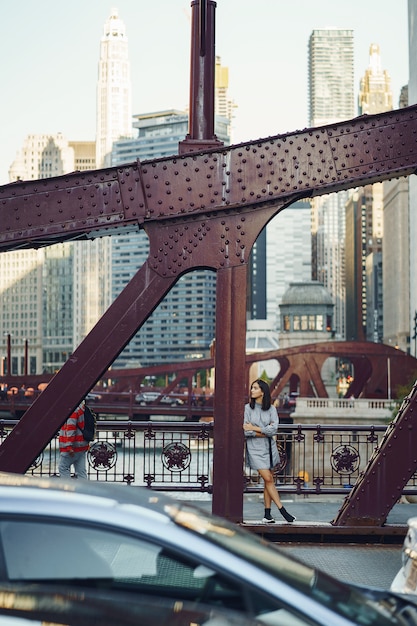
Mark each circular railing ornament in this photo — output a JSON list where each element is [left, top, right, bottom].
[[162, 442, 191, 472], [88, 441, 117, 470], [330, 444, 360, 475]]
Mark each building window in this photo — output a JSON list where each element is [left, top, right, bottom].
[[316, 315, 324, 331], [326, 315, 332, 332]]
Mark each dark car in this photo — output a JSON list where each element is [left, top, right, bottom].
[[85, 392, 102, 402], [0, 473, 416, 625], [135, 392, 184, 406]]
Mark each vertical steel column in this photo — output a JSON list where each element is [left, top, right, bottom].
[[212, 264, 247, 522], [179, 0, 223, 153]]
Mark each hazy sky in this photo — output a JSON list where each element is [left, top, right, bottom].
[[0, 0, 409, 184]]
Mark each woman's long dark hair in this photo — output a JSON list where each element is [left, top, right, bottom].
[[249, 379, 271, 411]]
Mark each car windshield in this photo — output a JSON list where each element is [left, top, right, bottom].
[[166, 501, 413, 626]]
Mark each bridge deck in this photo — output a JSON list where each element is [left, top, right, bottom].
[[186, 494, 414, 544]]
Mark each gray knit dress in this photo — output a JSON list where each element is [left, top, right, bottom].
[[244, 403, 280, 470]]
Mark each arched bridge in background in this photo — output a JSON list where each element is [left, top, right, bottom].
[[0, 1, 417, 527], [102, 340, 417, 401], [4, 340, 416, 412]]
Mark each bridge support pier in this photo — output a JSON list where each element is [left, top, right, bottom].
[[212, 264, 247, 522]]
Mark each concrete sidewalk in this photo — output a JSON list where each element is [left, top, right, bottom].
[[182, 492, 417, 526], [179, 493, 417, 590], [242, 493, 417, 525]]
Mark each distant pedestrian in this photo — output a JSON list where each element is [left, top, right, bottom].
[[58, 402, 89, 479], [243, 379, 296, 523]]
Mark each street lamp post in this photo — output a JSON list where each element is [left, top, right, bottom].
[[387, 356, 391, 401], [6, 334, 11, 377], [24, 339, 28, 376]]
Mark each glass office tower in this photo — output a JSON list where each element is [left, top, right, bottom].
[[110, 110, 230, 367]]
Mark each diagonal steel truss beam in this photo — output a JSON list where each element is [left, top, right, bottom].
[[333, 380, 417, 526]]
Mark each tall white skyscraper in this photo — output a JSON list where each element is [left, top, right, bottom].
[[74, 8, 133, 347], [309, 29, 355, 339], [309, 29, 354, 127], [96, 8, 133, 168]]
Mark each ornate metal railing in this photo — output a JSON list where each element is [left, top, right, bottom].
[[1, 419, 415, 495]]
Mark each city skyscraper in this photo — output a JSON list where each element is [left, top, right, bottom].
[[309, 29, 355, 339], [358, 44, 393, 114], [96, 8, 133, 169], [110, 109, 230, 367], [345, 44, 393, 343], [215, 56, 237, 129], [82, 23, 235, 367], [2, 134, 80, 374], [345, 186, 383, 341], [74, 8, 133, 348], [382, 174, 409, 352], [378, 73, 409, 356], [309, 29, 354, 127]]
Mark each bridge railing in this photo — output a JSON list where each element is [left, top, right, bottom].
[[1, 419, 415, 495], [0, 392, 213, 421], [292, 397, 396, 421]]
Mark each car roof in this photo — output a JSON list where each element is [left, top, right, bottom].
[[0, 472, 176, 522]]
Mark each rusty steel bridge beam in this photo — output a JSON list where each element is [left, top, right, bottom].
[[0, 106, 417, 524], [1, 106, 417, 252], [333, 381, 417, 526]]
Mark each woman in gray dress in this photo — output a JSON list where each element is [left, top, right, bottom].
[[243, 379, 296, 523]]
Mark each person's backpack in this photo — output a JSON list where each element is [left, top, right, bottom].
[[81, 403, 97, 442]]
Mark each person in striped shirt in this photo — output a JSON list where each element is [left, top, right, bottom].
[[58, 402, 89, 479]]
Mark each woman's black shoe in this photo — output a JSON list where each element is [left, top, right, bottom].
[[279, 506, 296, 523]]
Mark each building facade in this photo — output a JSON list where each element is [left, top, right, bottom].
[[344, 44, 392, 345], [110, 108, 230, 367], [3, 134, 78, 374], [279, 281, 334, 350], [382, 176, 410, 353], [345, 183, 385, 343], [309, 29, 355, 339], [265, 200, 312, 330], [215, 56, 237, 129], [74, 8, 133, 348], [358, 44, 393, 114], [308, 29, 354, 127], [95, 8, 133, 169]]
